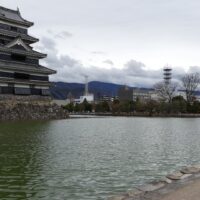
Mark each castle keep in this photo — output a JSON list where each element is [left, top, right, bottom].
[[0, 6, 56, 96]]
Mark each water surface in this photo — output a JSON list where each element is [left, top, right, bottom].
[[0, 117, 200, 199]]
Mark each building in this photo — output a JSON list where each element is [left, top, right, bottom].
[[0, 6, 56, 96], [133, 88, 151, 101], [98, 95, 117, 102], [79, 94, 94, 103], [132, 88, 161, 102], [149, 90, 160, 101], [118, 86, 132, 102], [99, 95, 111, 102]]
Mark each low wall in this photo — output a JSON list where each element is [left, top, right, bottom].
[[0, 95, 68, 121], [0, 94, 51, 102], [108, 165, 200, 200]]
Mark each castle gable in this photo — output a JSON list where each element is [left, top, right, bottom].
[[5, 37, 31, 51]]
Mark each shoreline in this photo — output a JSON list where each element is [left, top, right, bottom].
[[108, 164, 200, 200], [69, 112, 200, 118]]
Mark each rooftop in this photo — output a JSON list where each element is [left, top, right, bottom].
[[0, 6, 33, 27], [0, 45, 47, 59], [0, 59, 56, 75], [0, 28, 38, 43]]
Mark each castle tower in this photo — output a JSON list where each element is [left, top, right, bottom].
[[0, 6, 56, 96]]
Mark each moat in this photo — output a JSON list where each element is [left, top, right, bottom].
[[1, 117, 200, 200]]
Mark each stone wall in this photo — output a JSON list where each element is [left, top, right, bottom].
[[0, 94, 51, 102], [108, 165, 200, 200], [0, 95, 68, 121]]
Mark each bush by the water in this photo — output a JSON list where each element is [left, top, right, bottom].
[[63, 95, 200, 115]]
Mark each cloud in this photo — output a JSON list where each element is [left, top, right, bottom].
[[103, 59, 114, 65], [124, 60, 188, 84], [37, 37, 80, 70], [37, 36, 200, 87], [3, 0, 200, 72], [188, 66, 200, 73], [125, 60, 147, 76], [91, 51, 106, 55], [55, 31, 73, 39], [40, 37, 57, 50], [47, 30, 73, 39]]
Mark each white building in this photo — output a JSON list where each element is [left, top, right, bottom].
[[79, 94, 94, 103], [133, 88, 153, 101], [149, 90, 160, 101]]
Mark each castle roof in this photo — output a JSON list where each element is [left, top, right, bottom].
[[0, 6, 56, 79], [0, 28, 38, 43], [0, 60, 56, 75], [0, 6, 33, 27], [0, 45, 47, 59]]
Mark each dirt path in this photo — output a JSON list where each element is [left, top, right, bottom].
[[161, 179, 200, 200]]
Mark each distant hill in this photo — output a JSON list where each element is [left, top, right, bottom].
[[50, 82, 200, 100], [50, 81, 130, 100]]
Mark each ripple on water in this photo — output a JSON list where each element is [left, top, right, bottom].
[[0, 118, 200, 199]]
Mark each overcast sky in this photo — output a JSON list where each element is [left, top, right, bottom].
[[1, 0, 200, 86]]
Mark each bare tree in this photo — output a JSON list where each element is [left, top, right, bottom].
[[181, 72, 200, 103], [154, 81, 178, 102]]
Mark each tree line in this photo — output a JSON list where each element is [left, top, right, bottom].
[[64, 97, 200, 115], [64, 72, 200, 115]]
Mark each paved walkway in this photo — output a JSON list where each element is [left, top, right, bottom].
[[161, 179, 200, 200]]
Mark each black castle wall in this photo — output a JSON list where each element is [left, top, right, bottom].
[[0, 54, 39, 65], [0, 23, 27, 34], [0, 86, 50, 96], [0, 71, 49, 81]]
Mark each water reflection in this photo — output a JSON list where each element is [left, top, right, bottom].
[[0, 118, 200, 199], [0, 121, 51, 199]]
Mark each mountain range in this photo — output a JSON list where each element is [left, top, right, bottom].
[[50, 81, 200, 100], [50, 81, 131, 100]]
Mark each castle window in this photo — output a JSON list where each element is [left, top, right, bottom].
[[14, 73, 30, 80], [11, 54, 26, 62], [0, 39, 5, 45], [10, 26, 18, 32]]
